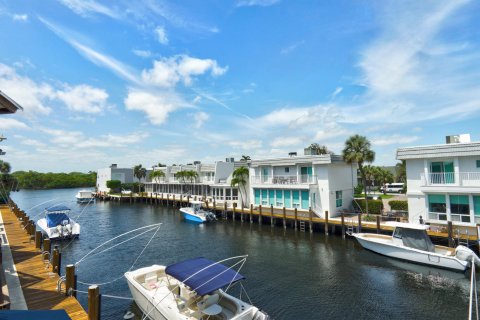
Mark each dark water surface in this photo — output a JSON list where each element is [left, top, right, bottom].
[[11, 189, 474, 320]]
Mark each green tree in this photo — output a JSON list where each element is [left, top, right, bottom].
[[0, 160, 11, 174], [307, 143, 332, 155], [363, 165, 378, 193], [149, 170, 166, 183], [342, 134, 375, 214], [106, 180, 121, 193], [133, 164, 147, 193], [395, 160, 406, 183], [230, 166, 249, 206], [376, 167, 394, 195]]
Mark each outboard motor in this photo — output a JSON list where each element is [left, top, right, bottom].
[[455, 245, 480, 267], [56, 225, 63, 236]]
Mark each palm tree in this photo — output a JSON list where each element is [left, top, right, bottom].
[[230, 166, 249, 206], [342, 135, 375, 214], [241, 155, 251, 161], [363, 165, 378, 193], [376, 167, 394, 195], [0, 160, 11, 174], [133, 164, 147, 194], [149, 170, 165, 183], [307, 143, 332, 155], [185, 170, 198, 184], [395, 160, 406, 183]]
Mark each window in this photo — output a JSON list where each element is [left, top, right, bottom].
[[430, 161, 454, 184], [276, 190, 283, 207], [254, 189, 260, 205], [292, 190, 300, 208], [336, 191, 343, 207], [477, 160, 480, 168], [261, 189, 268, 205], [450, 195, 470, 223], [393, 228, 402, 239], [285, 167, 290, 173], [428, 194, 447, 221], [474, 196, 480, 223]]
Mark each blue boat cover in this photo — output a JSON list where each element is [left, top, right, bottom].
[[46, 213, 70, 228], [0, 310, 71, 320], [46, 205, 71, 212], [165, 257, 245, 296]]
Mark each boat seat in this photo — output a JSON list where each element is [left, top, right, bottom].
[[197, 293, 219, 311]]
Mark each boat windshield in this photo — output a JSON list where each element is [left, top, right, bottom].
[[395, 228, 435, 252]]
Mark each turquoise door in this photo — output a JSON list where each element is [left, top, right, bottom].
[[292, 190, 300, 208], [254, 189, 260, 205], [284, 190, 291, 208], [276, 190, 283, 206], [261, 189, 268, 205], [301, 191, 309, 209], [269, 190, 275, 206]]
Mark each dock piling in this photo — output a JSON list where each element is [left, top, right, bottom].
[[324, 210, 328, 235], [448, 221, 454, 247], [250, 204, 253, 223], [282, 207, 286, 229], [357, 213, 362, 233], [376, 215, 381, 234], [270, 205, 274, 226], [341, 211, 345, 238], [35, 231, 42, 250], [259, 205, 262, 225], [43, 238, 51, 254], [65, 264, 76, 297], [88, 285, 100, 320], [52, 246, 61, 275], [294, 208, 298, 230]]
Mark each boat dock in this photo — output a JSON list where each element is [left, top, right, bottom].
[[96, 192, 480, 246], [0, 204, 88, 319]]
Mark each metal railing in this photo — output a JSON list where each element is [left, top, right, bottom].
[[250, 174, 317, 185], [421, 172, 480, 186]]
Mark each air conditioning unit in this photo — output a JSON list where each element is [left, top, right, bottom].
[[446, 134, 470, 144], [225, 157, 235, 162], [193, 161, 201, 165]]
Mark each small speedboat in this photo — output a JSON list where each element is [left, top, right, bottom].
[[352, 222, 480, 271], [125, 256, 269, 320], [36, 205, 80, 240], [76, 190, 95, 203], [179, 201, 216, 223]]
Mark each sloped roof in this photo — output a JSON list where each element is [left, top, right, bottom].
[[397, 142, 480, 160], [0, 90, 23, 114]]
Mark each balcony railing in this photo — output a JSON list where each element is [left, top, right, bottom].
[[421, 172, 480, 187], [250, 174, 317, 185]]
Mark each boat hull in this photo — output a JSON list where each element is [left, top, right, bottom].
[[76, 197, 95, 204], [353, 233, 469, 272], [179, 208, 207, 223], [37, 218, 81, 240]]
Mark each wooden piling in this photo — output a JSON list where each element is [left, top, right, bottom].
[[357, 213, 362, 233], [376, 215, 381, 234], [35, 231, 42, 250], [233, 203, 236, 221], [213, 199, 216, 213], [240, 203, 244, 222], [270, 205, 274, 226], [259, 205, 262, 225], [88, 285, 100, 320], [250, 204, 253, 223], [294, 208, 298, 230], [52, 246, 61, 275], [43, 238, 51, 254], [324, 210, 328, 235], [282, 207, 286, 229], [341, 211, 345, 238], [447, 221, 454, 247], [224, 202, 227, 219], [65, 264, 76, 297], [173, 194, 176, 207]]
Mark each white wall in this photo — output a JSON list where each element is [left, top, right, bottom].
[[407, 194, 426, 224], [405, 159, 424, 194], [214, 162, 234, 183], [459, 156, 480, 172], [327, 164, 357, 217], [96, 168, 112, 192]]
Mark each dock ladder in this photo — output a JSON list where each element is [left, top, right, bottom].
[[299, 221, 306, 232], [456, 229, 470, 247]]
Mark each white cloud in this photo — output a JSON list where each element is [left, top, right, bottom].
[[0, 63, 53, 115], [58, 0, 120, 19], [124, 89, 189, 125], [236, 0, 280, 7], [372, 135, 420, 147], [142, 55, 227, 88], [331, 87, 343, 100], [56, 84, 111, 114], [280, 40, 305, 55], [21, 139, 46, 148], [270, 136, 303, 148], [227, 140, 262, 150], [154, 26, 169, 45], [193, 112, 209, 128], [133, 50, 152, 58], [0, 118, 28, 130], [12, 14, 28, 21]]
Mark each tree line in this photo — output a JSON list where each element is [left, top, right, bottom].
[[12, 170, 97, 189]]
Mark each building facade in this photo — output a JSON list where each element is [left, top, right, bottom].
[[249, 154, 356, 217], [96, 164, 150, 192], [397, 136, 480, 227]]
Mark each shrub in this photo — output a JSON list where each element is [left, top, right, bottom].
[[353, 199, 383, 215], [106, 180, 121, 192], [389, 200, 408, 211], [362, 214, 377, 222], [354, 185, 363, 195]]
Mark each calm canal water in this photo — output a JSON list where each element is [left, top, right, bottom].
[[11, 188, 475, 320]]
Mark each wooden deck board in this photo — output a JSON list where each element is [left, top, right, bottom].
[[1, 206, 87, 319]]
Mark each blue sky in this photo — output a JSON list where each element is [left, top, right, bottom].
[[1, 0, 480, 172]]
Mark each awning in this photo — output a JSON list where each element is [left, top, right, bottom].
[[46, 213, 70, 228], [165, 257, 245, 296], [46, 205, 71, 212]]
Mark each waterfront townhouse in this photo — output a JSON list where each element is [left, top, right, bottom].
[[249, 154, 356, 217], [97, 164, 151, 192], [396, 134, 480, 227], [145, 160, 247, 205]]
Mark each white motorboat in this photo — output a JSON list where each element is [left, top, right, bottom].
[[76, 190, 95, 203], [352, 222, 480, 271], [36, 205, 80, 240], [179, 201, 216, 223], [125, 257, 269, 320]]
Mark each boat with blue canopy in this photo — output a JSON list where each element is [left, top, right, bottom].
[[36, 205, 80, 240], [125, 256, 269, 320]]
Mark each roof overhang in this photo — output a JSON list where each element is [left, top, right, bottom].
[[397, 142, 480, 160], [0, 90, 23, 114], [250, 155, 344, 167]]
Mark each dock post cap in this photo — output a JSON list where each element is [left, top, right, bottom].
[[89, 285, 98, 289]]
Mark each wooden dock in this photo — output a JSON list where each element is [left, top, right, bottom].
[[0, 205, 87, 319]]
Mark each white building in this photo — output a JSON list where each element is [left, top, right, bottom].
[[97, 164, 151, 192], [397, 134, 480, 227], [145, 160, 247, 205], [249, 154, 357, 217]]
